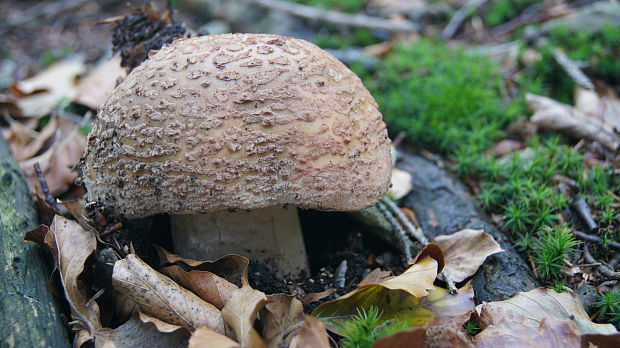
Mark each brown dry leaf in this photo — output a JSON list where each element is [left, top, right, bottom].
[[47, 215, 101, 346], [159, 264, 239, 310], [15, 60, 85, 117], [374, 326, 473, 348], [299, 289, 335, 305], [20, 125, 86, 195], [189, 327, 240, 348], [289, 316, 330, 348], [476, 288, 617, 335], [221, 286, 269, 348], [75, 56, 126, 110], [358, 268, 392, 287], [13, 116, 58, 161], [581, 333, 620, 348], [261, 294, 305, 348], [155, 245, 249, 280], [370, 327, 427, 348], [527, 93, 620, 150], [474, 317, 580, 348], [488, 139, 524, 158], [112, 254, 226, 334], [95, 312, 189, 348], [433, 229, 503, 283]]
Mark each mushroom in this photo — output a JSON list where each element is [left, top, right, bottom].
[[84, 33, 392, 276]]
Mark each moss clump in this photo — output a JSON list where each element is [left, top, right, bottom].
[[523, 25, 620, 103], [313, 28, 379, 49], [482, 0, 539, 27], [290, 0, 366, 13], [339, 306, 408, 348], [595, 290, 620, 329], [352, 39, 517, 159]]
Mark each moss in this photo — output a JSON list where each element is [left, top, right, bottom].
[[482, 0, 539, 27], [340, 306, 409, 348], [290, 0, 366, 13], [313, 28, 379, 49]]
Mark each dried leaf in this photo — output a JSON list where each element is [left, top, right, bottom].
[[433, 229, 503, 283], [581, 333, 620, 348], [20, 126, 86, 195], [369, 327, 426, 348], [95, 312, 189, 348], [289, 316, 330, 348], [313, 254, 474, 336], [488, 139, 524, 158], [261, 294, 304, 347], [474, 317, 580, 348], [390, 168, 413, 199], [75, 56, 126, 110], [221, 286, 269, 348], [527, 93, 620, 150], [48, 215, 100, 346], [112, 254, 226, 334], [476, 288, 617, 335], [15, 60, 85, 117], [299, 289, 335, 305], [358, 268, 392, 287], [189, 327, 240, 348], [159, 264, 239, 310]]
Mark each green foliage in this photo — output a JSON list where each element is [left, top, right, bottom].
[[482, 0, 539, 27], [463, 319, 481, 336], [548, 280, 566, 293], [313, 28, 378, 49], [594, 290, 620, 328], [40, 47, 73, 68], [533, 225, 578, 279], [352, 39, 515, 157], [523, 25, 620, 103], [340, 306, 408, 348], [290, 0, 366, 13]]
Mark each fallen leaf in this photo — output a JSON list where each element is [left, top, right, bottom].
[[581, 332, 620, 348], [390, 168, 413, 200], [112, 254, 226, 334], [433, 229, 503, 283], [15, 60, 85, 117], [527, 93, 620, 150], [20, 125, 86, 195], [48, 215, 101, 346], [95, 312, 189, 348], [369, 327, 426, 348], [358, 268, 392, 287], [299, 289, 335, 305], [189, 327, 240, 348], [289, 316, 330, 348], [75, 56, 126, 110], [488, 139, 524, 158], [261, 294, 304, 347], [159, 265, 239, 310], [474, 317, 580, 348], [476, 288, 617, 335], [221, 286, 269, 348]]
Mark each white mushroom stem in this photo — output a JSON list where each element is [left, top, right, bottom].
[[170, 206, 309, 277]]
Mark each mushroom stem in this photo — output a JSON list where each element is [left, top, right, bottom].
[[170, 206, 309, 277]]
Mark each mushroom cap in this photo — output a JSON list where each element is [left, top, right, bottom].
[[84, 33, 391, 218]]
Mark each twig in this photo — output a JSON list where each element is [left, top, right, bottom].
[[34, 163, 69, 216], [376, 202, 414, 263], [583, 244, 620, 280], [573, 230, 620, 250], [380, 197, 458, 294], [552, 48, 595, 90], [441, 0, 487, 39], [570, 194, 598, 232], [245, 0, 420, 33], [100, 222, 123, 237]]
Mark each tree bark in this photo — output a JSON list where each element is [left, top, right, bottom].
[[399, 152, 539, 302], [0, 136, 69, 347]]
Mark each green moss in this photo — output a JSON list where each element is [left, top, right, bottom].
[[313, 28, 379, 49], [352, 39, 515, 157], [289, 0, 366, 13], [482, 0, 539, 27], [594, 290, 620, 328], [340, 306, 409, 348]]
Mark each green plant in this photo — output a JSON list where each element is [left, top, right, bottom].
[[482, 0, 539, 27], [594, 290, 620, 328], [533, 225, 579, 279], [463, 319, 481, 336], [291, 0, 366, 13], [340, 306, 408, 348]]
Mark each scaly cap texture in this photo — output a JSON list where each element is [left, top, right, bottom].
[[85, 33, 391, 218]]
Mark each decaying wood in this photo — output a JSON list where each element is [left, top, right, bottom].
[[0, 136, 69, 347], [398, 152, 539, 302]]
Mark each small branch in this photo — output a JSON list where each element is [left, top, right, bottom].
[[583, 244, 620, 280], [34, 163, 69, 216], [552, 48, 595, 90], [100, 222, 123, 237], [245, 0, 420, 33], [377, 202, 414, 263], [570, 194, 598, 232], [441, 0, 487, 39], [573, 230, 620, 250]]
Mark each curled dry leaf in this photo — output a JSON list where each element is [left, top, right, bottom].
[[20, 126, 86, 195], [112, 254, 226, 334], [476, 288, 617, 335], [261, 294, 305, 348], [358, 268, 392, 287], [221, 286, 269, 348], [189, 327, 240, 348], [45, 215, 100, 346], [7, 116, 57, 161], [95, 312, 189, 348], [289, 316, 330, 348], [75, 56, 126, 110], [14, 60, 85, 117], [526, 93, 620, 150], [474, 317, 580, 348], [299, 289, 335, 305], [433, 229, 503, 283]]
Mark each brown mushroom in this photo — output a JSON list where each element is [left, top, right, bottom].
[[84, 33, 391, 276]]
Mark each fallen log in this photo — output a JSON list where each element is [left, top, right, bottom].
[[0, 136, 69, 347], [399, 152, 539, 302]]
